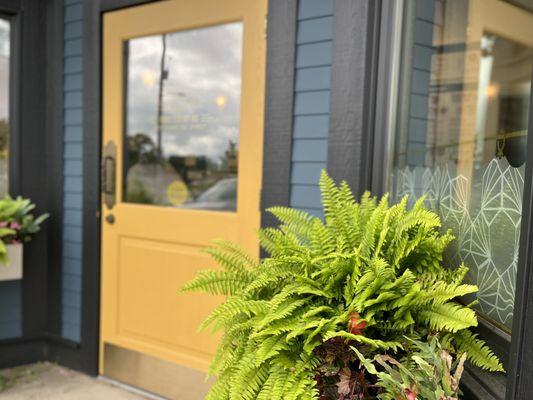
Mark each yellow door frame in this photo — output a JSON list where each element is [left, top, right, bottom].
[[100, 0, 267, 374]]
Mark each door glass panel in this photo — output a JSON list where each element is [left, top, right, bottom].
[[0, 19, 9, 197], [388, 0, 533, 330], [124, 22, 243, 211]]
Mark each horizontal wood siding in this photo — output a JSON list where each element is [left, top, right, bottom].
[[406, 0, 437, 166], [62, 0, 83, 342], [290, 0, 332, 217]]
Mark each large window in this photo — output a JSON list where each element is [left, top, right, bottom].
[[388, 0, 533, 331], [0, 17, 9, 197]]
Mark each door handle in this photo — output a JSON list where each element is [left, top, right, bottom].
[[102, 140, 117, 209], [102, 156, 115, 195]]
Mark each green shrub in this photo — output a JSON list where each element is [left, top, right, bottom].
[[182, 171, 503, 400]]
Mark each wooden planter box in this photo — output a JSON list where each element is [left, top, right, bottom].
[[0, 244, 23, 281]]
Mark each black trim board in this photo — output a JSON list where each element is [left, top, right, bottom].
[[260, 0, 297, 229], [506, 70, 533, 400], [0, 336, 82, 371], [0, 338, 48, 369], [327, 0, 381, 195], [44, 0, 65, 344], [80, 0, 102, 376], [19, 0, 49, 338]]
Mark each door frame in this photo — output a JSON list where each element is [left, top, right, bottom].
[[81, 0, 163, 376], [81, 0, 299, 376]]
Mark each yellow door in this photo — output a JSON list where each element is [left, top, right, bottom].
[[100, 0, 266, 396]]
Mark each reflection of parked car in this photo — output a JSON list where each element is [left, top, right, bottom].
[[181, 178, 237, 211]]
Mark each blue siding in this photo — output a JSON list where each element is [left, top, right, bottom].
[[405, 0, 437, 167], [0, 281, 21, 339], [62, 0, 83, 342], [289, 0, 333, 216], [295, 66, 331, 91]]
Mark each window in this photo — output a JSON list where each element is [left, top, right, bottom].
[[0, 17, 9, 197], [388, 0, 533, 331], [123, 22, 243, 211]]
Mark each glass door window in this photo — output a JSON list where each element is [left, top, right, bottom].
[[388, 0, 533, 330], [124, 22, 243, 211]]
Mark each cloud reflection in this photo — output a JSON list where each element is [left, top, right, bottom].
[[126, 22, 243, 163]]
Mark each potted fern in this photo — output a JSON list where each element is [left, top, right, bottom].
[[182, 172, 503, 399], [0, 196, 48, 281]]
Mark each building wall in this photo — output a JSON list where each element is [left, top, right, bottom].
[[290, 0, 332, 217], [62, 0, 84, 342]]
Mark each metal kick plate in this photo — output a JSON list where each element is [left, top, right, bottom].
[[103, 343, 214, 399]]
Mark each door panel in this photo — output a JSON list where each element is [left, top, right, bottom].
[[100, 0, 266, 389]]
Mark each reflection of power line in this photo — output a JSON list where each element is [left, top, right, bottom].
[[157, 34, 168, 159]]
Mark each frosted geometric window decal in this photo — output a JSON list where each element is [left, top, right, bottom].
[[393, 158, 523, 328]]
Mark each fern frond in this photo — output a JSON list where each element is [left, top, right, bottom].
[[417, 303, 477, 332], [452, 329, 505, 372], [268, 206, 317, 241], [255, 335, 290, 365], [200, 297, 269, 332], [181, 269, 253, 296]]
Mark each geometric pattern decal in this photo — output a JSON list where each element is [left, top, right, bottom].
[[393, 158, 524, 329]]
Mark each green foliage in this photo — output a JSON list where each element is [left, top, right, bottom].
[[353, 336, 466, 400], [182, 171, 504, 400], [0, 196, 48, 264]]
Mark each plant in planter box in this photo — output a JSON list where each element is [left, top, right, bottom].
[[0, 196, 48, 280], [182, 172, 503, 400]]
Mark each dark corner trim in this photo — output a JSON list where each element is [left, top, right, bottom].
[[45, 0, 65, 342], [506, 69, 533, 400], [327, 0, 381, 196], [260, 0, 298, 229], [80, 0, 102, 377]]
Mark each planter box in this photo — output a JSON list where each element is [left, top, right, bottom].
[[0, 244, 23, 281]]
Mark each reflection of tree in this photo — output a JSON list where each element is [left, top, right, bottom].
[[220, 140, 238, 174], [168, 155, 207, 185], [126, 132, 158, 166]]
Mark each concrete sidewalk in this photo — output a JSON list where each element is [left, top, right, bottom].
[[0, 363, 154, 399]]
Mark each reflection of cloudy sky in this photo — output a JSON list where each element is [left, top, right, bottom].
[[0, 19, 9, 121], [126, 22, 243, 164]]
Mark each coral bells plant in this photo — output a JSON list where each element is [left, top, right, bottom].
[[0, 196, 48, 263], [182, 171, 503, 400]]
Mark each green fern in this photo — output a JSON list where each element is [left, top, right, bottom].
[[182, 170, 504, 400], [452, 329, 505, 372]]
